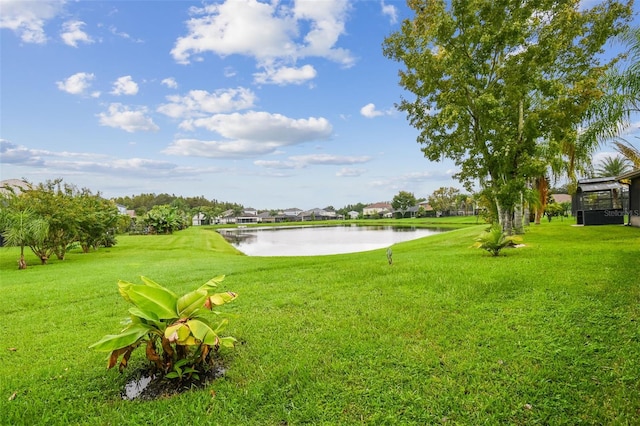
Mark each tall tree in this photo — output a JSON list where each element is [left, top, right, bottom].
[[428, 187, 460, 216], [391, 191, 418, 218], [383, 0, 631, 234]]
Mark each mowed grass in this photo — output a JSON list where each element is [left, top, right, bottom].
[[0, 220, 639, 425]]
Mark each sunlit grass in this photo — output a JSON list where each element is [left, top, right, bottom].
[[1, 218, 639, 424]]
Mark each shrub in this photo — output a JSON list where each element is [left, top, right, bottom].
[[473, 225, 521, 256], [90, 276, 237, 378]]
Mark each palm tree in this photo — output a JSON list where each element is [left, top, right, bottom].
[[582, 26, 640, 151], [0, 208, 49, 269], [612, 139, 640, 168], [593, 155, 632, 177]]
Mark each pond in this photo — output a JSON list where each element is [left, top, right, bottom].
[[217, 225, 448, 256]]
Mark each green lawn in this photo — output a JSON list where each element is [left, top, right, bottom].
[[0, 219, 639, 425]]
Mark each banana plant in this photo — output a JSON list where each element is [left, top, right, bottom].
[[90, 276, 237, 375]]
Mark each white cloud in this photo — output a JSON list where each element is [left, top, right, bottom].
[[360, 103, 393, 118], [0, 0, 64, 44], [254, 64, 317, 85], [157, 87, 256, 119], [181, 111, 332, 143], [0, 139, 45, 166], [164, 111, 333, 158], [0, 139, 206, 178], [171, 0, 354, 82], [110, 75, 139, 96], [254, 154, 371, 170], [336, 167, 366, 177], [380, 1, 398, 24], [288, 153, 370, 166], [108, 25, 143, 43], [161, 77, 178, 89], [60, 20, 93, 47], [56, 72, 95, 96], [171, 0, 297, 64], [97, 103, 159, 133]]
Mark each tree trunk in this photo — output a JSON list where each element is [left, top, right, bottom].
[[497, 202, 514, 235], [514, 193, 524, 234], [18, 246, 26, 269]]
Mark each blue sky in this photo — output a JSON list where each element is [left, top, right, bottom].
[[1, 0, 638, 210]]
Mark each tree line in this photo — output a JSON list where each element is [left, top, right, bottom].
[[0, 179, 124, 269]]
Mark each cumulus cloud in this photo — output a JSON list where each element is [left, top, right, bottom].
[[381, 1, 398, 24], [0, 0, 64, 44], [56, 72, 96, 96], [157, 87, 256, 119], [360, 103, 393, 118], [97, 103, 159, 133], [161, 77, 178, 89], [110, 75, 139, 96], [180, 111, 332, 143], [164, 111, 333, 158], [60, 20, 93, 47], [171, 0, 353, 84], [254, 64, 317, 85]]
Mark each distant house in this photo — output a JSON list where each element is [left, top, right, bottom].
[[298, 208, 339, 221], [236, 208, 259, 224], [0, 179, 30, 195], [618, 168, 640, 228], [116, 204, 129, 215], [192, 212, 208, 226], [347, 210, 360, 220], [363, 202, 393, 218], [551, 194, 572, 204]]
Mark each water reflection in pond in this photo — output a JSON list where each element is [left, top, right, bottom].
[[217, 225, 447, 256]]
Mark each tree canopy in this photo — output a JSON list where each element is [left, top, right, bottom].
[[383, 0, 632, 233]]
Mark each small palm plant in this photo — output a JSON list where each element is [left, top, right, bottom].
[[473, 225, 522, 256], [90, 276, 237, 378]]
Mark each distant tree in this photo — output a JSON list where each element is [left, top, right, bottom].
[[144, 205, 183, 234], [0, 207, 49, 269], [337, 202, 367, 217], [428, 187, 460, 217], [593, 155, 632, 177], [75, 190, 120, 252], [392, 191, 418, 218]]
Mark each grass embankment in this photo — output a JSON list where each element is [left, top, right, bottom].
[[0, 220, 639, 425]]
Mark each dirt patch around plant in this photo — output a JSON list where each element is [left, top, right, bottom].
[[122, 362, 226, 401]]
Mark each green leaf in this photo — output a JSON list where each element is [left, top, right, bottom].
[[127, 285, 178, 320], [208, 291, 237, 307], [117, 280, 134, 303], [140, 276, 177, 298], [219, 336, 237, 348], [177, 289, 208, 318], [129, 307, 159, 323], [187, 319, 218, 346], [90, 324, 150, 352], [199, 275, 225, 292], [212, 318, 229, 334]]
